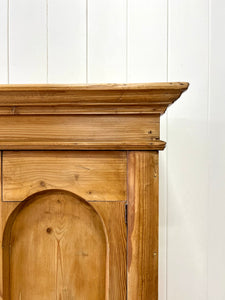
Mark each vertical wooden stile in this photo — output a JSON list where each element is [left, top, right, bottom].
[[0, 151, 2, 300], [127, 151, 159, 300]]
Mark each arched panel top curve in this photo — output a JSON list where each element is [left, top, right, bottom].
[[3, 189, 108, 300]]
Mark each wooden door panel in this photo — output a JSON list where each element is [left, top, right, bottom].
[[2, 151, 126, 202], [93, 202, 127, 300], [1, 191, 126, 300], [0, 202, 18, 300], [0, 151, 127, 299], [3, 190, 107, 300]]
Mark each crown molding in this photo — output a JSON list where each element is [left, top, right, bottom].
[[0, 83, 189, 150], [0, 82, 189, 115]]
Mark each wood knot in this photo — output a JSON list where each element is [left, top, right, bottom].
[[40, 180, 46, 187], [46, 227, 53, 234], [74, 174, 79, 181]]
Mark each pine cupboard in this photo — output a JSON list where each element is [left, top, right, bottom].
[[0, 83, 188, 300]]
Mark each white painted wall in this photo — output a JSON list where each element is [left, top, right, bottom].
[[0, 1, 224, 299]]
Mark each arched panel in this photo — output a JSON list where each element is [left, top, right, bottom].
[[3, 189, 107, 300]]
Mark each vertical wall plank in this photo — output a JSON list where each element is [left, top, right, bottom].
[[168, 1, 209, 299], [88, 0, 126, 83], [0, 0, 8, 83], [208, 2, 225, 299], [128, 151, 159, 300], [127, 2, 168, 299], [48, 0, 86, 83], [9, 0, 47, 83], [127, 0, 167, 82]]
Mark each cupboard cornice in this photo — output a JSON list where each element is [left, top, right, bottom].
[[0, 83, 188, 150]]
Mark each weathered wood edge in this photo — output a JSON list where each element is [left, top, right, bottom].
[[0, 83, 188, 150], [0, 82, 189, 91], [0, 141, 166, 151], [0, 82, 189, 115]]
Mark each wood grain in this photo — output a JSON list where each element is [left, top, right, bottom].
[[127, 151, 159, 300], [0, 115, 162, 150], [0, 83, 189, 116], [0, 83, 189, 299], [3, 151, 126, 202], [0, 152, 2, 300], [2, 191, 126, 300], [3, 190, 107, 299], [92, 202, 127, 300], [0, 104, 171, 115], [0, 201, 22, 300], [0, 82, 189, 103], [0, 83, 189, 150]]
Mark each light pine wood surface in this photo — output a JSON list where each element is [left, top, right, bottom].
[[0, 114, 161, 150], [128, 151, 159, 299], [0, 83, 188, 115], [92, 202, 127, 300], [0, 83, 188, 299], [0, 201, 19, 300], [0, 83, 188, 151], [3, 190, 107, 299], [3, 151, 126, 202], [2, 191, 126, 300]]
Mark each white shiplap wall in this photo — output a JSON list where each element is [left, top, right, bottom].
[[0, 1, 225, 299], [167, 1, 209, 299]]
